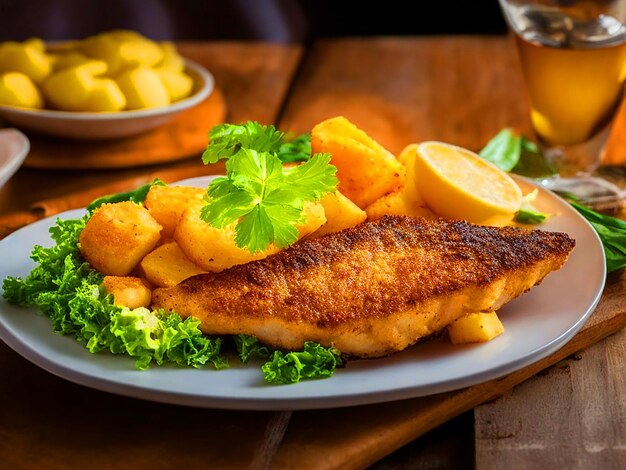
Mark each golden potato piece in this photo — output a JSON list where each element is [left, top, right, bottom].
[[311, 115, 405, 209], [296, 201, 327, 239], [155, 41, 185, 73], [139, 241, 207, 288], [365, 190, 436, 221], [80, 31, 163, 75], [365, 143, 437, 221], [103, 276, 152, 309], [41, 60, 107, 111], [174, 199, 280, 272], [311, 190, 367, 238], [116, 66, 170, 110], [0, 40, 52, 84], [174, 200, 325, 272], [79, 201, 162, 276], [0, 72, 43, 108], [156, 68, 193, 102], [85, 78, 126, 112], [447, 312, 505, 345], [144, 185, 205, 239]]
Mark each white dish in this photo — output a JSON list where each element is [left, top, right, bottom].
[[0, 59, 213, 140], [0, 176, 606, 410], [0, 128, 29, 188]]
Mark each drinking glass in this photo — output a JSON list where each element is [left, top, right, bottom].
[[497, 0, 626, 210]]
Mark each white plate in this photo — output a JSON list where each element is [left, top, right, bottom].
[[0, 176, 606, 410], [0, 128, 29, 189]]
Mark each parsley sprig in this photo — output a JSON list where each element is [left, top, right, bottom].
[[200, 122, 338, 253]]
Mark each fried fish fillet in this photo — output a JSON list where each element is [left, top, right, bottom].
[[151, 215, 575, 358]]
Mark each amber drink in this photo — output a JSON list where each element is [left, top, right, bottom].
[[499, 0, 626, 177]]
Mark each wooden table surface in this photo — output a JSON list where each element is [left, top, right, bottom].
[[0, 37, 624, 470]]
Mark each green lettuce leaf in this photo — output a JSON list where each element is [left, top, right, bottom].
[[2, 216, 227, 370], [261, 341, 343, 384], [234, 334, 271, 364]]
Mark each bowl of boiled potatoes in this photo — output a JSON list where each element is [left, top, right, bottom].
[[0, 30, 214, 139]]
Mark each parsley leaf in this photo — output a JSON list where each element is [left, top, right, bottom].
[[202, 121, 285, 164], [201, 146, 337, 253]]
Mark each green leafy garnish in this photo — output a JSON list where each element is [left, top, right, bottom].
[[234, 334, 271, 364], [2, 216, 227, 370], [202, 121, 311, 165], [261, 342, 343, 385], [200, 121, 337, 253], [479, 128, 556, 178], [278, 133, 312, 163], [202, 121, 284, 164], [566, 200, 626, 273], [514, 189, 550, 224], [86, 178, 166, 213], [515, 207, 547, 224]]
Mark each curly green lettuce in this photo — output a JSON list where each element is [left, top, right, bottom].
[[2, 216, 227, 370]]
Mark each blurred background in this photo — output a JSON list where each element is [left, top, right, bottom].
[[0, 0, 508, 43]]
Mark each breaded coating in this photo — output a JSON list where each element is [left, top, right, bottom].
[[152, 216, 575, 358]]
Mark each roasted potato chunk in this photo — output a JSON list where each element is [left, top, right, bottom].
[[79, 201, 162, 276], [139, 241, 207, 287], [311, 115, 405, 209], [447, 312, 505, 345], [144, 185, 205, 239], [103, 276, 151, 309], [174, 199, 280, 272], [365, 143, 436, 221], [174, 199, 325, 272], [296, 201, 327, 239], [311, 190, 367, 238]]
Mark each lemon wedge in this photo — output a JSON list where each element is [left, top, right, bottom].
[[414, 141, 522, 226]]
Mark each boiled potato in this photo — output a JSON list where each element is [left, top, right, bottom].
[[0, 40, 52, 84], [156, 68, 193, 102], [79, 201, 162, 276], [175, 199, 325, 272], [311, 116, 405, 209], [447, 312, 505, 345], [311, 190, 367, 238], [103, 276, 152, 309], [80, 30, 163, 75], [85, 78, 126, 112], [155, 41, 185, 73], [144, 185, 205, 239], [41, 60, 107, 111], [50, 51, 92, 71], [0, 72, 43, 108], [115, 66, 170, 110], [139, 241, 207, 288]]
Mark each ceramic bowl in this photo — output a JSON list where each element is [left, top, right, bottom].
[[0, 59, 214, 140]]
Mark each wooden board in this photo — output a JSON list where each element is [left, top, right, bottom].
[[21, 88, 226, 170], [475, 327, 626, 470]]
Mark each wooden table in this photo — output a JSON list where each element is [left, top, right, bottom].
[[0, 37, 624, 470]]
